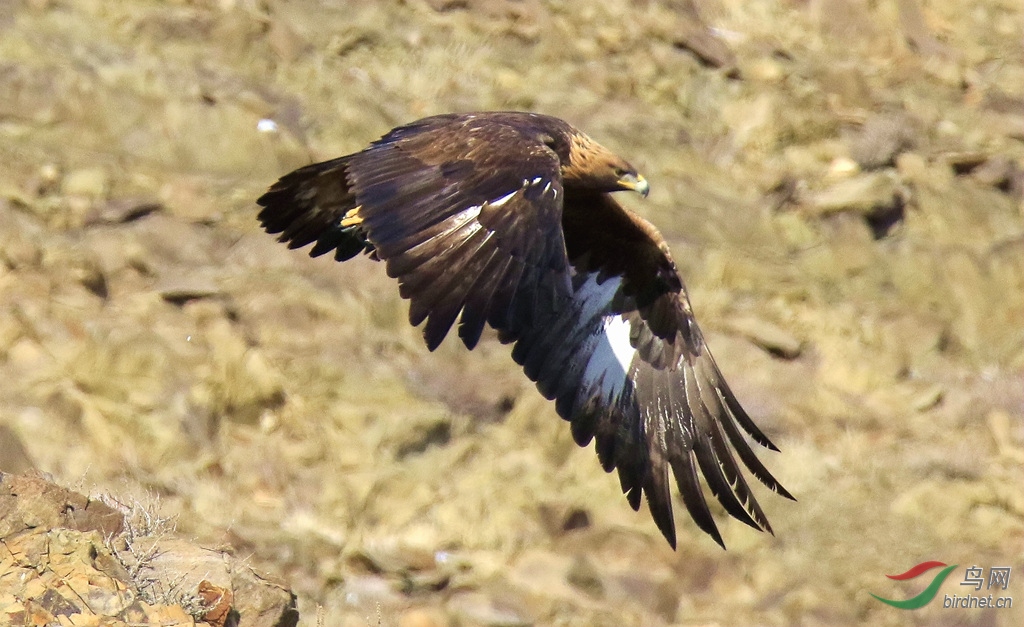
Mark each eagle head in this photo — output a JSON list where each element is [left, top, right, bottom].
[[561, 131, 649, 198]]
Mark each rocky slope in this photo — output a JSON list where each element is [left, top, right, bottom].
[[1, 0, 1022, 625]]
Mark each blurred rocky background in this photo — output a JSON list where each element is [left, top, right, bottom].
[[0, 0, 1021, 625]]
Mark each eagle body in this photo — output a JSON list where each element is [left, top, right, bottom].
[[258, 111, 793, 549]]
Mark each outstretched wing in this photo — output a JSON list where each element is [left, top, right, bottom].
[[258, 156, 372, 263], [348, 114, 572, 351], [257, 113, 572, 351], [509, 192, 794, 548]]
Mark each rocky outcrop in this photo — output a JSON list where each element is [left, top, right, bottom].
[[0, 473, 298, 627]]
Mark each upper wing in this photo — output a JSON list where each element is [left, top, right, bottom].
[[257, 156, 373, 263], [509, 192, 794, 549], [259, 114, 573, 351], [348, 115, 572, 350]]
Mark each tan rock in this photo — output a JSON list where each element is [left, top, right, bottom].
[[61, 168, 110, 200], [807, 171, 905, 217], [0, 474, 297, 627], [727, 316, 804, 359], [398, 607, 450, 627]]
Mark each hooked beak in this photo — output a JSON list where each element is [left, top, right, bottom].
[[618, 173, 649, 198]]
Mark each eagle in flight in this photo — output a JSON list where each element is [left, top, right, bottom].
[[257, 111, 793, 549]]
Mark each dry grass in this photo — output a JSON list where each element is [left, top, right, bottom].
[[99, 492, 216, 621]]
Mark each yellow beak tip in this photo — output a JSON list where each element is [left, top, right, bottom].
[[635, 177, 650, 198], [619, 173, 650, 198]]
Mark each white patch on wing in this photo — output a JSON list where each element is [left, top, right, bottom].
[[439, 204, 482, 237], [452, 204, 481, 222], [602, 315, 636, 372], [576, 274, 633, 403], [489, 191, 517, 208], [458, 220, 483, 241], [400, 204, 482, 256], [575, 274, 618, 323]]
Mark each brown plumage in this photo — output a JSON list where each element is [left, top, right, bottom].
[[257, 111, 793, 549]]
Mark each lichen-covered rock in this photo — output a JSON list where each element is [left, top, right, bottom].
[[0, 473, 298, 627]]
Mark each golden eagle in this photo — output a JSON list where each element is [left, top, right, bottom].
[[257, 111, 793, 548]]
